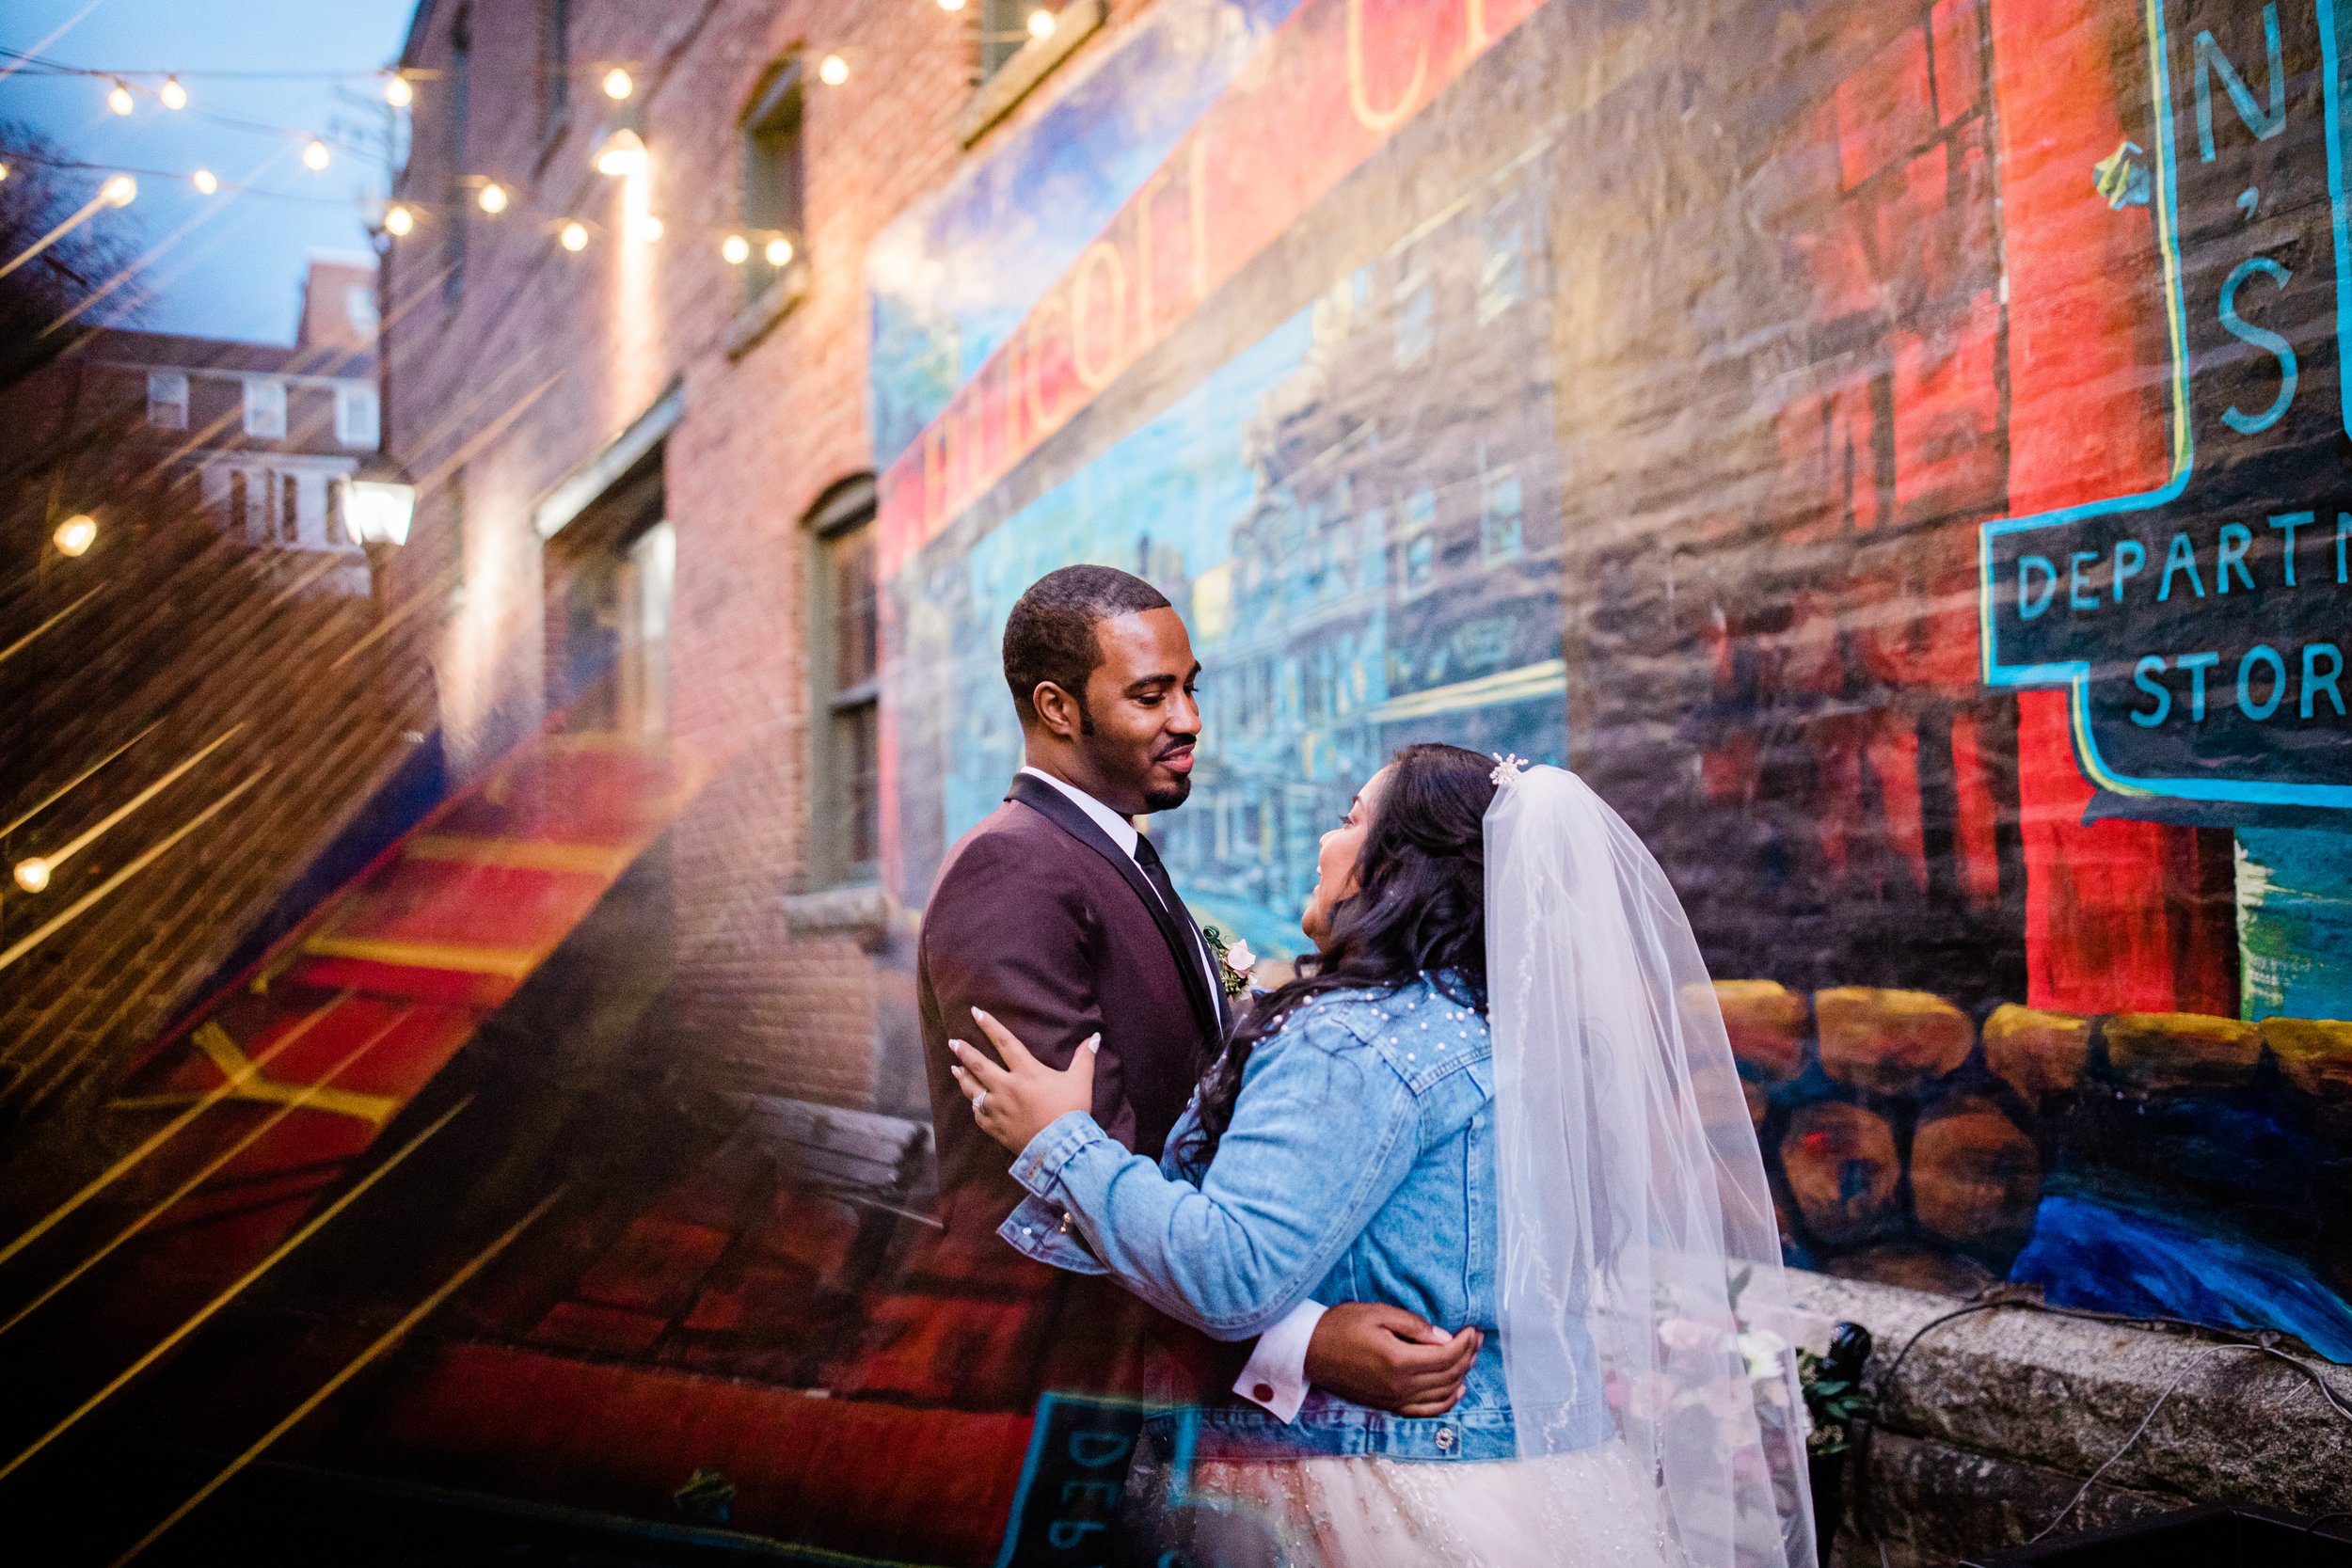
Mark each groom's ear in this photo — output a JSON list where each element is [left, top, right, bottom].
[[1030, 679, 1085, 741]]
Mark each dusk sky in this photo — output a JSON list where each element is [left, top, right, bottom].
[[1, 0, 418, 344]]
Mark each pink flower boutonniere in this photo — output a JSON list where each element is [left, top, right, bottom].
[[1200, 927, 1256, 998]]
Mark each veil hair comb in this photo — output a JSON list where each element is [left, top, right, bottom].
[[1485, 765, 1816, 1568]]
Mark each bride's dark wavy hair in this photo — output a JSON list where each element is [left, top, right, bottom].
[[1179, 742, 1497, 1170]]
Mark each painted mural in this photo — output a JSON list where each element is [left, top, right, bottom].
[[869, 0, 2352, 1369]]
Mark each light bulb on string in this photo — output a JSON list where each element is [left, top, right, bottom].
[[303, 137, 330, 171], [603, 68, 633, 100], [54, 514, 98, 557], [818, 54, 849, 85], [592, 127, 647, 177], [629, 213, 663, 244], [721, 234, 750, 264], [478, 182, 508, 214], [1028, 8, 1057, 38], [939, 0, 966, 10], [107, 80, 134, 115], [160, 75, 187, 110], [0, 163, 12, 182], [385, 73, 413, 107], [560, 220, 588, 251], [192, 167, 218, 196], [384, 203, 415, 236], [100, 174, 136, 207], [765, 236, 793, 267], [14, 858, 51, 895]]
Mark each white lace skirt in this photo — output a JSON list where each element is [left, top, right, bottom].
[[1188, 1439, 1673, 1568]]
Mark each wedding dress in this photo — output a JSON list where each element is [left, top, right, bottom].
[[1170, 764, 1814, 1568]]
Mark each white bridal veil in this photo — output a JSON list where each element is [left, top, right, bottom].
[[1486, 765, 1816, 1568]]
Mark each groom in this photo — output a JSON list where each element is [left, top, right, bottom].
[[918, 564, 1474, 1419]]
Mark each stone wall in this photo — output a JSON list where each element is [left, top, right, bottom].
[[1793, 1271, 2352, 1566]]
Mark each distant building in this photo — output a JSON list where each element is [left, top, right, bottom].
[[0, 255, 383, 594]]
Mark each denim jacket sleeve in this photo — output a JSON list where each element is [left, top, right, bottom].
[[1009, 1004, 1421, 1340]]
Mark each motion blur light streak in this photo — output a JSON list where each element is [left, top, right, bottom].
[[0, 587, 102, 667], [15, 725, 247, 888], [101, 173, 135, 206], [0, 1008, 419, 1342], [0, 1087, 469, 1488], [0, 987, 353, 1270], [105, 1184, 566, 1568], [0, 722, 159, 842], [0, 765, 267, 983]]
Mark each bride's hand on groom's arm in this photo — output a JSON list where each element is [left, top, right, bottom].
[[1305, 1304, 1481, 1417], [948, 1009, 1099, 1154]]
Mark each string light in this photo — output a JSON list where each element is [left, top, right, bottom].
[[384, 203, 415, 236], [1028, 8, 1057, 38], [191, 168, 218, 196], [818, 54, 850, 85], [765, 236, 793, 266], [384, 73, 413, 107], [100, 174, 136, 207], [13, 859, 51, 895], [303, 137, 330, 171], [477, 182, 508, 214], [721, 233, 749, 264], [54, 515, 98, 557], [560, 220, 588, 251], [630, 213, 663, 244], [0, 163, 10, 182], [107, 80, 134, 115], [602, 67, 633, 101], [592, 127, 647, 177], [939, 0, 967, 10], [159, 75, 186, 110]]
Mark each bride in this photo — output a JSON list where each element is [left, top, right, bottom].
[[947, 742, 1815, 1568]]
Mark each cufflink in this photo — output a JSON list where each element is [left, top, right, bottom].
[[1252, 1383, 1275, 1403]]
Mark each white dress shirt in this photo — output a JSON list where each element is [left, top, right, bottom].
[[1017, 765, 1321, 1420]]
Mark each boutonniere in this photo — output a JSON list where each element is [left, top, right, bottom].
[[1199, 926, 1256, 998]]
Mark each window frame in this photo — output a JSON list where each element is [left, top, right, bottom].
[[739, 59, 807, 305], [146, 370, 188, 430], [242, 377, 287, 439], [804, 478, 881, 891], [538, 0, 571, 148], [336, 382, 381, 449]]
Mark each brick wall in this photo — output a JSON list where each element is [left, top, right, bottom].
[[385, 0, 1166, 1111]]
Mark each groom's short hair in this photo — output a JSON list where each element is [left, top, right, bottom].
[[1003, 565, 1172, 726]]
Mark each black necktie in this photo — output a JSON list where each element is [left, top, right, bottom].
[[1131, 832, 1183, 920]]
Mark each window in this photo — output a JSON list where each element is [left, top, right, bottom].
[[740, 62, 806, 302], [809, 482, 879, 884], [336, 383, 381, 449], [281, 474, 301, 543], [344, 284, 379, 341], [146, 371, 188, 429], [243, 378, 287, 439], [443, 7, 473, 304], [539, 0, 569, 142], [229, 470, 249, 538]]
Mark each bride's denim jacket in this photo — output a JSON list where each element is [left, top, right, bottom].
[[1001, 974, 1613, 1463]]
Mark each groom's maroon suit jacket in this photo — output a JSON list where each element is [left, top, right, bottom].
[[919, 771, 1227, 1198]]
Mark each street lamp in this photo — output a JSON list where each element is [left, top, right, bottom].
[[347, 458, 417, 547]]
